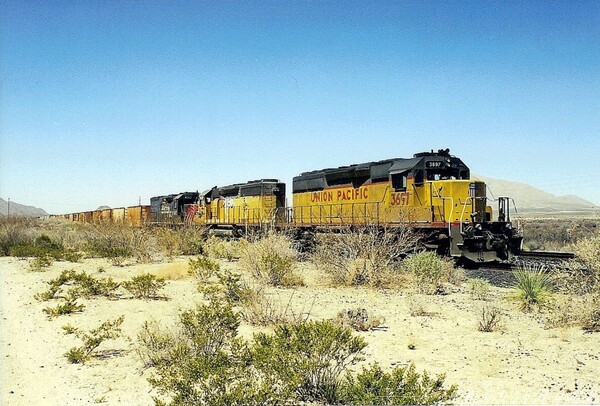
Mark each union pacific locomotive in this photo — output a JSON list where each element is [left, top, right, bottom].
[[56, 149, 523, 264]]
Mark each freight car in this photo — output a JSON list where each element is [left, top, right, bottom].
[[53, 149, 522, 264]]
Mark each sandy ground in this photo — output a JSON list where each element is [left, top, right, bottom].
[[1, 256, 599, 405]]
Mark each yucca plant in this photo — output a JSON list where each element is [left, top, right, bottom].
[[512, 264, 553, 311]]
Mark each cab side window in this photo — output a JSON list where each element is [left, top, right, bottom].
[[391, 173, 407, 191]]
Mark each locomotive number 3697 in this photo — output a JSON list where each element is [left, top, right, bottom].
[[390, 192, 410, 206]]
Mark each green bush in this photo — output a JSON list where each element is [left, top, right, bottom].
[[337, 362, 457, 405], [188, 255, 220, 282], [43, 299, 85, 319], [29, 254, 55, 271], [252, 320, 367, 404], [512, 265, 553, 311], [35, 270, 120, 301], [404, 252, 453, 294], [64, 316, 124, 364], [122, 273, 166, 300], [467, 278, 491, 300], [143, 301, 284, 406]]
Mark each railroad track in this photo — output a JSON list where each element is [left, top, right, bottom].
[[466, 250, 577, 287], [516, 250, 575, 260]]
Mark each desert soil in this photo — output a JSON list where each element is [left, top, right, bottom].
[[1, 256, 599, 405]]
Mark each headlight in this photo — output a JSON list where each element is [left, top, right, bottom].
[[505, 223, 512, 230]]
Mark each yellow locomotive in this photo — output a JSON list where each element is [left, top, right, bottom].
[[291, 149, 522, 263], [149, 179, 286, 235]]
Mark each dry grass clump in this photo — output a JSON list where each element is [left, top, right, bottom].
[[477, 304, 504, 332], [544, 293, 600, 332], [205, 236, 248, 261], [581, 294, 600, 333], [467, 278, 491, 300], [153, 226, 205, 257], [570, 234, 600, 294], [405, 292, 435, 317], [0, 216, 39, 255], [240, 288, 312, 326], [239, 232, 303, 287], [312, 225, 418, 288], [335, 308, 385, 331], [403, 252, 455, 294]]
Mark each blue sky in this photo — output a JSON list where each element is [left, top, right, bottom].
[[1, 1, 599, 213]]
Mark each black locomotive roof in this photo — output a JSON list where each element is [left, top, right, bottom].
[[206, 179, 284, 198], [293, 149, 468, 193]]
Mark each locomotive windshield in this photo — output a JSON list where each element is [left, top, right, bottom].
[[424, 159, 469, 181]]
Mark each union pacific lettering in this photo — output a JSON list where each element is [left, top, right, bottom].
[[310, 187, 369, 203]]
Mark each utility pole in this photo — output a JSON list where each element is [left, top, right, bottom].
[[7, 198, 10, 216]]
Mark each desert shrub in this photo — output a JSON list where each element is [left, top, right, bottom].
[[239, 232, 302, 287], [520, 218, 599, 251], [29, 254, 55, 271], [137, 320, 182, 368], [69, 271, 120, 298], [35, 270, 119, 302], [477, 304, 504, 332], [335, 308, 385, 331], [154, 226, 205, 257], [312, 225, 418, 288], [122, 273, 166, 300], [544, 296, 582, 329], [43, 299, 85, 318], [252, 320, 367, 404], [64, 316, 124, 364], [581, 294, 600, 333], [216, 270, 245, 303], [188, 255, 220, 282], [571, 235, 600, 294], [241, 288, 312, 326], [512, 265, 553, 311], [406, 293, 432, 317], [84, 225, 133, 265], [403, 252, 454, 294], [543, 294, 600, 332], [337, 362, 457, 405], [0, 217, 37, 255], [144, 301, 287, 406], [205, 236, 247, 261], [467, 278, 491, 300]]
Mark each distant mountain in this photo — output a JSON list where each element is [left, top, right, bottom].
[[0, 198, 48, 217], [472, 174, 599, 214]]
